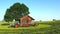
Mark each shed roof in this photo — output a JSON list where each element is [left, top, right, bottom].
[[15, 15, 35, 20], [27, 15, 35, 20]]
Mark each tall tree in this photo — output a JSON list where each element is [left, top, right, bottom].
[[4, 2, 30, 22]]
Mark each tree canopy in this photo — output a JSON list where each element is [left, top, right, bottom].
[[4, 2, 30, 22]]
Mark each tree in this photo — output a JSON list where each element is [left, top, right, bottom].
[[40, 20, 42, 22], [4, 9, 13, 22], [53, 19, 56, 21], [4, 2, 30, 22]]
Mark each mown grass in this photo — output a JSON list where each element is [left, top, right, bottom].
[[0, 21, 51, 29], [0, 20, 60, 34]]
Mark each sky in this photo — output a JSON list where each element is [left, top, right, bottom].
[[0, 0, 60, 21]]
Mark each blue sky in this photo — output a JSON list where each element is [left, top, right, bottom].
[[0, 0, 60, 21]]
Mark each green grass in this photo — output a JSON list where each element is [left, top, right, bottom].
[[0, 21, 51, 34], [0, 21, 51, 29], [0, 20, 60, 34]]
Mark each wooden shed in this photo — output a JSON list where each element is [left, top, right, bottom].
[[15, 15, 34, 27]]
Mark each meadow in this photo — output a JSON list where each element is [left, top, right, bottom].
[[0, 20, 60, 34]]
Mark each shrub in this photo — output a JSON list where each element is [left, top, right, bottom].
[[1, 23, 10, 26]]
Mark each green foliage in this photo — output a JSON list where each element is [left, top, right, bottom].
[[53, 19, 56, 21], [4, 9, 13, 22], [4, 2, 30, 22], [1, 23, 10, 26]]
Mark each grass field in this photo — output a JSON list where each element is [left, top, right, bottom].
[[0, 20, 60, 34]]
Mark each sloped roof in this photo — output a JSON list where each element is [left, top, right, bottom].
[[27, 15, 35, 20], [15, 15, 35, 20]]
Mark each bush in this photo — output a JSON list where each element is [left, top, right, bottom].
[[1, 23, 10, 26]]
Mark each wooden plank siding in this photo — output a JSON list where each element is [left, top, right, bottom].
[[19, 15, 34, 26]]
